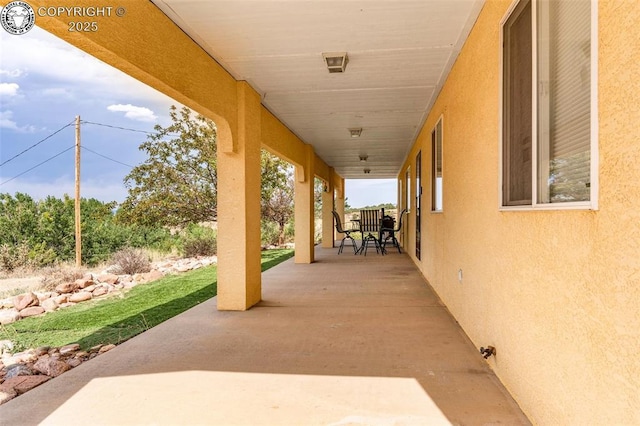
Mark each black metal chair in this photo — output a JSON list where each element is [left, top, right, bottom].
[[358, 209, 382, 255], [380, 208, 407, 253], [332, 211, 360, 254]]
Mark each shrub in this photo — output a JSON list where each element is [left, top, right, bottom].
[[260, 220, 280, 247], [0, 242, 33, 272], [183, 237, 217, 257], [181, 224, 217, 257], [109, 247, 151, 275], [40, 265, 86, 292]]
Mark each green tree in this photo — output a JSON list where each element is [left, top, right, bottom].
[[260, 151, 294, 246], [120, 106, 296, 245], [0, 193, 38, 245], [119, 105, 218, 227]]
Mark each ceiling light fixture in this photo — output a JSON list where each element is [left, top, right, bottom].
[[363, 168, 371, 174], [349, 128, 362, 138], [359, 155, 368, 162], [322, 52, 349, 73]]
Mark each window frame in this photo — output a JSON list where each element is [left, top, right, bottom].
[[499, 0, 598, 211], [431, 116, 444, 213]]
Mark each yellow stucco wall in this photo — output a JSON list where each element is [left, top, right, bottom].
[[399, 1, 640, 424]]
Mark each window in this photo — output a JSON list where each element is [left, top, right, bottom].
[[405, 167, 411, 212], [431, 117, 443, 211], [502, 0, 596, 208]]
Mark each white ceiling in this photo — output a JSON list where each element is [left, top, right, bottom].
[[150, 0, 485, 179]]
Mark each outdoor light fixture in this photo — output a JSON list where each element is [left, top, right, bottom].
[[349, 128, 362, 138], [322, 52, 349, 73], [359, 155, 368, 162], [364, 168, 371, 174]]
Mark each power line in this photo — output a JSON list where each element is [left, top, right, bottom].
[[81, 120, 156, 135], [81, 146, 134, 168], [0, 120, 75, 167], [0, 145, 75, 185]]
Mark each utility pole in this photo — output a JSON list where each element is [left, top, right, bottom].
[[75, 115, 81, 267]]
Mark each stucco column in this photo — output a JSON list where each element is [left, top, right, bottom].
[[334, 178, 346, 242], [216, 82, 262, 310], [321, 170, 335, 248], [294, 145, 315, 263]]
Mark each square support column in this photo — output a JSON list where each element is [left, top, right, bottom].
[[334, 178, 346, 242], [321, 169, 335, 248], [294, 145, 315, 263], [216, 82, 262, 310]]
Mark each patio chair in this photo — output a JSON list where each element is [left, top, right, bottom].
[[332, 211, 360, 254], [380, 208, 407, 253], [359, 209, 382, 255]]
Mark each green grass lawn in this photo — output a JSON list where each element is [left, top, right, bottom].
[[0, 249, 294, 352]]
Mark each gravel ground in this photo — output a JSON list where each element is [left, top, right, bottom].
[[0, 276, 44, 296]]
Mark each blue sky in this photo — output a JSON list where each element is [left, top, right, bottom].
[[0, 26, 396, 208]]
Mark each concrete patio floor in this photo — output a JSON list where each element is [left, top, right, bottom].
[[0, 246, 530, 425]]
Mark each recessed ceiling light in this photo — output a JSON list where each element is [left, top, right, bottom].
[[363, 168, 371, 174], [359, 155, 368, 162], [349, 128, 362, 138], [322, 52, 349, 73]]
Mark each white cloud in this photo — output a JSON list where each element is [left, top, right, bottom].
[[0, 110, 36, 132], [0, 27, 175, 103], [0, 82, 20, 96], [0, 69, 23, 78], [107, 104, 157, 122]]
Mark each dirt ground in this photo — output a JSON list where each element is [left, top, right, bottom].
[[0, 276, 44, 296]]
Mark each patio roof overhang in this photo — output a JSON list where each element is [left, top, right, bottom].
[[149, 0, 485, 180]]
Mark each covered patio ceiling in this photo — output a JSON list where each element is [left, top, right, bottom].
[[150, 0, 485, 179]]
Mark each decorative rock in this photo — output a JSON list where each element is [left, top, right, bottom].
[[0, 309, 20, 325], [1, 375, 50, 395], [66, 358, 82, 368], [99, 344, 116, 353], [146, 270, 164, 281], [0, 298, 14, 309], [4, 364, 35, 379], [0, 340, 14, 354], [2, 350, 37, 366], [59, 344, 80, 355], [92, 287, 108, 297], [0, 389, 17, 404], [13, 293, 38, 311], [97, 273, 119, 285], [41, 298, 59, 312], [54, 294, 69, 304], [33, 356, 71, 377], [55, 282, 78, 294], [34, 292, 52, 302], [74, 351, 89, 359], [19, 306, 45, 318], [69, 292, 92, 303], [75, 278, 94, 289], [35, 346, 51, 356], [83, 284, 97, 293], [89, 344, 104, 353], [58, 302, 76, 309]]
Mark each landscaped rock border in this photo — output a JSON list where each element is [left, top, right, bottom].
[[0, 256, 217, 325], [0, 255, 217, 405], [0, 342, 117, 404]]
